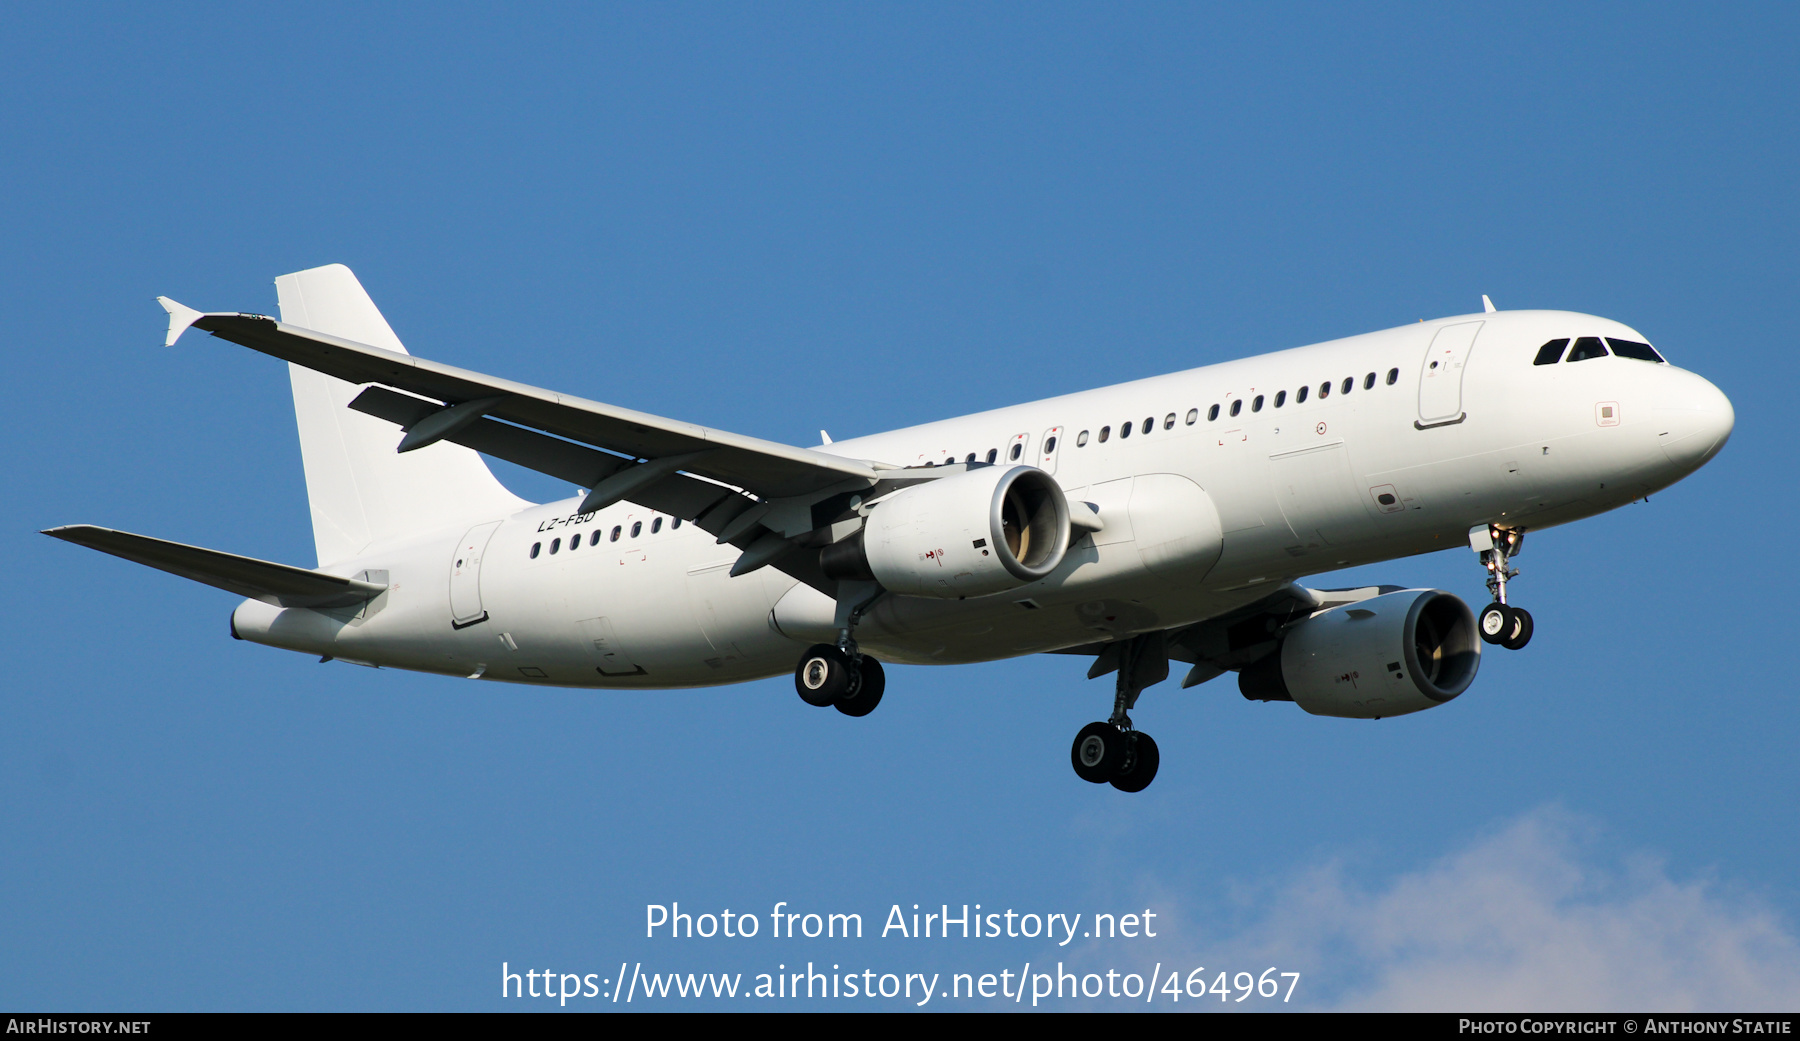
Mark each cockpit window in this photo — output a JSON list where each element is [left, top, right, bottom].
[[1533, 339, 1569, 366], [1607, 338, 1665, 363], [1566, 336, 1609, 362]]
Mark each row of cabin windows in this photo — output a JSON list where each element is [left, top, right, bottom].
[[530, 516, 683, 559], [917, 340, 1656, 468], [924, 447, 1007, 467], [1071, 367, 1401, 446], [1533, 337, 1665, 366]]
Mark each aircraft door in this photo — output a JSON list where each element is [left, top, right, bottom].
[[1004, 432, 1031, 466], [1417, 321, 1484, 426], [1039, 426, 1064, 474], [449, 520, 503, 627]]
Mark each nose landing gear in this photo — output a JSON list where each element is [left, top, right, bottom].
[[1071, 632, 1165, 792], [1472, 523, 1533, 650]]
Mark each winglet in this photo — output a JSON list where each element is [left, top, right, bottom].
[[157, 296, 206, 346], [1482, 294, 1497, 313]]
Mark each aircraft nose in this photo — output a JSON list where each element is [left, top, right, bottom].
[[1653, 371, 1734, 472]]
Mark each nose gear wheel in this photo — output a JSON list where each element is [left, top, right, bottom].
[[1472, 523, 1533, 651]]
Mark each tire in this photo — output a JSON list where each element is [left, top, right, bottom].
[[1501, 607, 1534, 650], [1479, 603, 1511, 645], [836, 657, 886, 717], [795, 644, 856, 707], [1071, 722, 1123, 784], [1111, 731, 1160, 793]]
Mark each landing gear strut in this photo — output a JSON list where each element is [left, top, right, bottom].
[[1071, 632, 1165, 792], [793, 582, 887, 716], [1472, 523, 1533, 650]]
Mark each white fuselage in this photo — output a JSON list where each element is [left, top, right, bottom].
[[230, 309, 1733, 688]]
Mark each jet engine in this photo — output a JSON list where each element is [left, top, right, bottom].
[[820, 465, 1071, 598], [1237, 589, 1480, 719]]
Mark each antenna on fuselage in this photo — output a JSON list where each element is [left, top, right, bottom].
[[1482, 294, 1497, 313]]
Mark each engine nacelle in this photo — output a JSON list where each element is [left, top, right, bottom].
[[1238, 589, 1481, 719], [821, 465, 1071, 598]]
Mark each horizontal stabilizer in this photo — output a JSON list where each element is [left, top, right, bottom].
[[43, 525, 387, 609]]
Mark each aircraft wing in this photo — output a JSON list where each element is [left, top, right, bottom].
[[44, 525, 387, 609], [1060, 583, 1406, 689], [161, 306, 880, 502]]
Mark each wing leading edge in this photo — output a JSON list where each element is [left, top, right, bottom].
[[158, 304, 879, 501]]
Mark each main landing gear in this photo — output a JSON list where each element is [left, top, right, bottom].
[[794, 644, 885, 717], [1472, 523, 1533, 651], [793, 583, 886, 717], [1071, 632, 1165, 793]]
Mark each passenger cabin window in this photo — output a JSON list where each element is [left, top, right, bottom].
[[530, 542, 541, 559], [1185, 408, 1198, 425], [590, 530, 602, 546], [1207, 405, 1219, 421], [1119, 420, 1131, 439], [550, 538, 561, 554], [631, 521, 642, 538], [966, 453, 977, 463], [1387, 367, 1399, 385], [1566, 336, 1609, 362], [1077, 430, 1090, 446], [986, 449, 998, 463], [1099, 426, 1111, 442], [672, 518, 682, 529], [1163, 413, 1176, 430], [1364, 372, 1376, 390], [610, 525, 622, 542], [1296, 385, 1309, 403], [1341, 377, 1354, 395], [567, 533, 580, 551], [1274, 390, 1286, 407], [1318, 381, 1331, 399], [651, 517, 663, 533], [1533, 339, 1570, 365], [1608, 338, 1665, 363], [1229, 400, 1242, 417], [1252, 394, 1264, 412], [1010, 442, 1023, 460], [1044, 436, 1058, 454]]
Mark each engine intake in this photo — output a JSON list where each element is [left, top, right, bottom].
[[820, 465, 1071, 598], [1238, 589, 1480, 718]]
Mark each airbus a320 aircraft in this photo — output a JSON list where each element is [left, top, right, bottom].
[[47, 265, 1734, 792]]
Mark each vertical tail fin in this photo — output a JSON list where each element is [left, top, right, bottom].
[[274, 264, 529, 567]]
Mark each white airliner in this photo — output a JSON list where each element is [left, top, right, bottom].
[[46, 266, 1733, 791]]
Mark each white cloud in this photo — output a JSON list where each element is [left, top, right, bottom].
[[1176, 808, 1800, 1011]]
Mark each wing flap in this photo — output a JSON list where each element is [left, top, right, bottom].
[[349, 387, 763, 534], [44, 525, 387, 609], [347, 386, 830, 594]]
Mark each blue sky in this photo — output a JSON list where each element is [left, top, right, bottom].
[[3, 3, 1796, 1011]]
